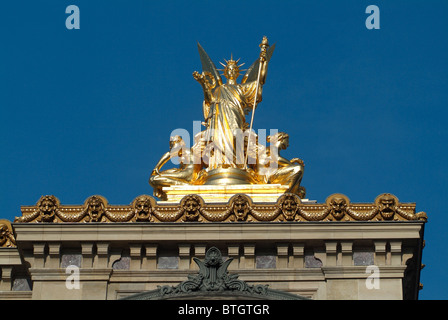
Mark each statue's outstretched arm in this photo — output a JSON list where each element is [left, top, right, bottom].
[[274, 156, 292, 168], [152, 152, 171, 175]]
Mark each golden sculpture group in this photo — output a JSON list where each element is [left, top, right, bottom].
[[149, 37, 305, 200]]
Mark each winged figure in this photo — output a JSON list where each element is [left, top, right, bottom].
[[148, 38, 311, 198], [193, 37, 275, 170]]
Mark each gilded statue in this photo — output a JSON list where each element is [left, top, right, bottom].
[[193, 36, 275, 170], [254, 132, 305, 197], [149, 37, 306, 199]]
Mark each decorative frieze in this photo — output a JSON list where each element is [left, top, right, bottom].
[[15, 193, 428, 224]]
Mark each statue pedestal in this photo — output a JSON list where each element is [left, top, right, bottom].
[[161, 184, 294, 203], [203, 167, 255, 185]]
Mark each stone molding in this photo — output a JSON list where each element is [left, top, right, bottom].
[[12, 221, 425, 243]]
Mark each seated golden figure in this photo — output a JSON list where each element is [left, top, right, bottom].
[[256, 132, 305, 198], [149, 136, 205, 200]]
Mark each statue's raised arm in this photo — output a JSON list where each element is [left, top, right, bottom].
[[241, 37, 275, 86]]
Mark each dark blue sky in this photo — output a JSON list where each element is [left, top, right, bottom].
[[1, 1, 447, 299]]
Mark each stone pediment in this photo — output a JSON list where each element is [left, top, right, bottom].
[[121, 247, 307, 300]]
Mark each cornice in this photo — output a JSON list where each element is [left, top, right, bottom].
[[14, 193, 427, 224]]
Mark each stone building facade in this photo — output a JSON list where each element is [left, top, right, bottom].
[[0, 191, 426, 300]]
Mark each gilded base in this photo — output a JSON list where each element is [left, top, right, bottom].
[[203, 168, 256, 185], [161, 183, 294, 203]]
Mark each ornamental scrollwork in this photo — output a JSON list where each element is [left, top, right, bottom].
[[15, 193, 427, 223], [15, 195, 61, 223]]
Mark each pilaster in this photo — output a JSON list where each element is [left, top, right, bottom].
[[96, 242, 109, 269], [178, 244, 191, 270], [129, 244, 142, 270], [142, 244, 157, 270], [81, 242, 94, 268], [276, 243, 289, 268], [291, 243, 305, 268], [242, 244, 255, 269], [47, 243, 61, 268]]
